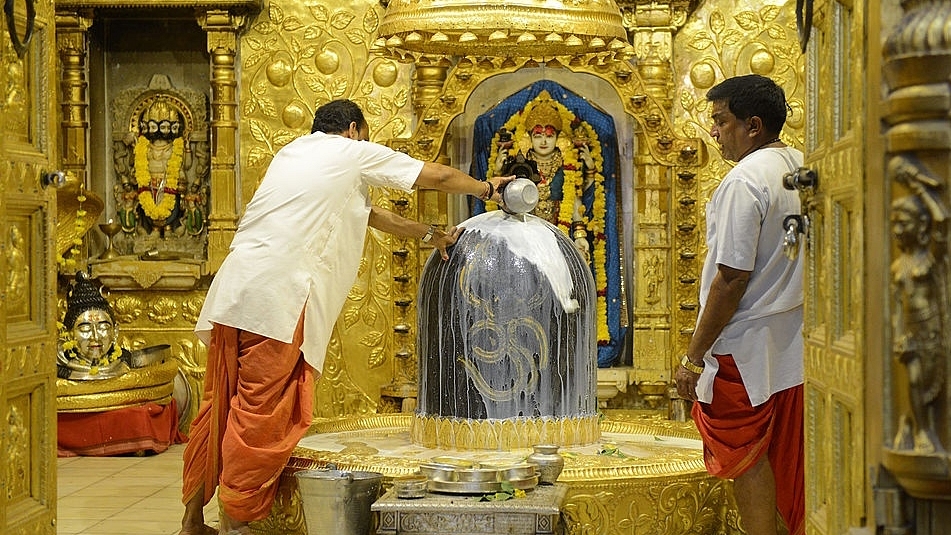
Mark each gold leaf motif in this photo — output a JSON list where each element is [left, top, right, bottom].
[[360, 331, 384, 347], [760, 4, 781, 22], [249, 119, 271, 142], [300, 45, 317, 59], [252, 20, 276, 35], [330, 78, 349, 98], [709, 11, 726, 34], [308, 4, 329, 23], [259, 98, 277, 118], [734, 11, 760, 31], [305, 76, 326, 93], [343, 306, 359, 328], [362, 307, 378, 326], [330, 11, 355, 30], [767, 23, 787, 40], [363, 96, 383, 116], [346, 29, 365, 46], [268, 2, 285, 24], [394, 88, 408, 108], [368, 346, 386, 368], [304, 27, 322, 40], [680, 89, 694, 111], [274, 130, 298, 146], [247, 146, 272, 168], [689, 32, 713, 51], [347, 285, 365, 301], [246, 36, 265, 51], [721, 28, 744, 46], [283, 17, 305, 32], [390, 117, 407, 138], [361, 80, 375, 95], [363, 8, 379, 34], [374, 279, 390, 297]]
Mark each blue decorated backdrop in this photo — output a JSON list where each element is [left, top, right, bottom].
[[469, 80, 625, 367]]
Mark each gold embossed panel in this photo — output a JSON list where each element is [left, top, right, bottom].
[[800, 1, 869, 533], [1, 0, 58, 532]]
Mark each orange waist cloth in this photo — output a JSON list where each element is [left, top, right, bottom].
[[181, 318, 314, 523], [692, 354, 804, 535]]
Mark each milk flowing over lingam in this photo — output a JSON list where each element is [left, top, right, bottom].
[[411, 179, 601, 449]]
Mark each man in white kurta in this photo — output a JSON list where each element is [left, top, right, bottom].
[[179, 99, 512, 535]]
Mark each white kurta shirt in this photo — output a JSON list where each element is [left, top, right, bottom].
[[195, 132, 423, 371], [694, 146, 805, 407]]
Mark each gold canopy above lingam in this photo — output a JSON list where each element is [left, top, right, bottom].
[[376, 0, 633, 60]]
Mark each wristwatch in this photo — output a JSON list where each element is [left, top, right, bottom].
[[421, 225, 435, 243], [680, 355, 705, 375]]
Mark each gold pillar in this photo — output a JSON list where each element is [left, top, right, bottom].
[[197, 9, 247, 274], [880, 0, 951, 515], [379, 59, 451, 412]]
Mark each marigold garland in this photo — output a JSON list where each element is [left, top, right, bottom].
[[135, 136, 184, 221], [58, 188, 86, 271], [486, 94, 610, 344]]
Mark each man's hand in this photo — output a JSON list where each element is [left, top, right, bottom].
[[431, 226, 464, 260], [674, 363, 700, 401]]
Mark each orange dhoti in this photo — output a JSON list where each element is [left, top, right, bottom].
[[182, 318, 315, 522], [692, 355, 804, 535]]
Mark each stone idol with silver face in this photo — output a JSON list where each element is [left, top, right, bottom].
[[414, 179, 599, 448]]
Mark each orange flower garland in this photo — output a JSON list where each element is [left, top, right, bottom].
[[135, 136, 184, 221]]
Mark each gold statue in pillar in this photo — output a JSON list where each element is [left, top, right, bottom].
[[889, 156, 949, 453]]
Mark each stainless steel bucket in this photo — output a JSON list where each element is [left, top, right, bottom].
[[295, 468, 383, 535]]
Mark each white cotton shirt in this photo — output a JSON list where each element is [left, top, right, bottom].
[[694, 146, 805, 407], [195, 132, 424, 372]]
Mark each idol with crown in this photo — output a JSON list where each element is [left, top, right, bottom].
[[472, 82, 626, 367]]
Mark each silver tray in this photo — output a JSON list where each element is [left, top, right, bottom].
[[426, 474, 539, 495]]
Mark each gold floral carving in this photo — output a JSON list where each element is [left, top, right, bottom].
[[6, 402, 30, 501], [671, 0, 804, 361], [239, 0, 414, 418]]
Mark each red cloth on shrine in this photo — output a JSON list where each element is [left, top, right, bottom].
[[692, 354, 805, 535], [57, 400, 186, 457]]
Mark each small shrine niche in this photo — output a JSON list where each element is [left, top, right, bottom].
[[109, 74, 210, 260]]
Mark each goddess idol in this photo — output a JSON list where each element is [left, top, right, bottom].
[[472, 81, 626, 367]]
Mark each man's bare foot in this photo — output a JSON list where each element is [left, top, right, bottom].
[[178, 524, 217, 535], [219, 510, 252, 535]]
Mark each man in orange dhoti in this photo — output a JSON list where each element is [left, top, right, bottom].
[[178, 100, 513, 535], [674, 75, 805, 535]]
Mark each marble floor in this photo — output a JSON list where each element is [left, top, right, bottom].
[[57, 444, 217, 535]]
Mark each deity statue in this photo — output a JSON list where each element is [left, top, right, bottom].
[[889, 156, 950, 453], [473, 82, 627, 367], [118, 97, 194, 237], [57, 272, 131, 381], [6, 225, 29, 309], [492, 91, 597, 260]]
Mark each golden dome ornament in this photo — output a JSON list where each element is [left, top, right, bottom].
[[377, 0, 630, 60]]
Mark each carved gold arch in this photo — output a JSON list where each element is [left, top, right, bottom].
[[379, 55, 707, 410]]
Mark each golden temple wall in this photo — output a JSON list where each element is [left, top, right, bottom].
[[52, 0, 806, 427]]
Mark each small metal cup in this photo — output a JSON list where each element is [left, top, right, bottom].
[[501, 178, 539, 214]]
